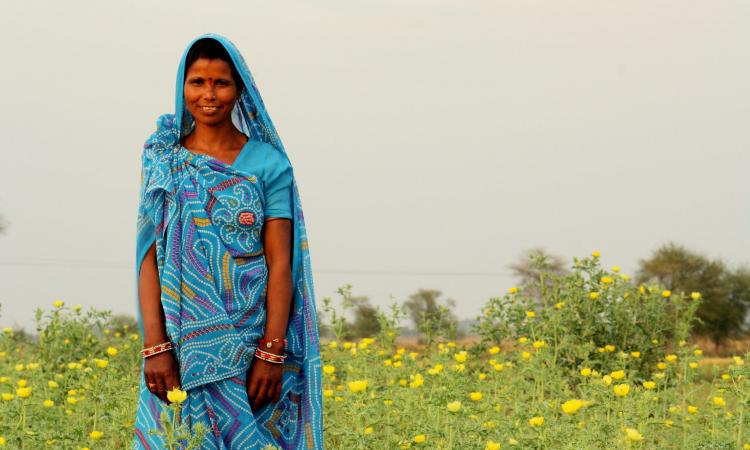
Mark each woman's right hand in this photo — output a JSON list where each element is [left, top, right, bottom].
[[143, 351, 181, 404]]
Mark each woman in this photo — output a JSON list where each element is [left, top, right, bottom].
[[133, 34, 323, 449]]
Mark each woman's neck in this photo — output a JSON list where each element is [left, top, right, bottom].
[[184, 120, 245, 153]]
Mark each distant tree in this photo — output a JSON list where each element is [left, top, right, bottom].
[[636, 242, 750, 348], [509, 247, 569, 303], [402, 289, 458, 345], [348, 296, 380, 338]]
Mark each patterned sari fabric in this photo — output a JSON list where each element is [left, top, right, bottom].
[[133, 35, 323, 450]]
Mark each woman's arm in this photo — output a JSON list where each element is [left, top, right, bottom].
[[139, 242, 180, 403], [246, 218, 293, 410]]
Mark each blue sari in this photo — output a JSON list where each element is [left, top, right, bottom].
[[133, 34, 323, 450]]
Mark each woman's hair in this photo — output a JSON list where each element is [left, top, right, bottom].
[[184, 38, 245, 92]]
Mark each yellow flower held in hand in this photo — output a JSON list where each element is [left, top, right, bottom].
[[166, 387, 187, 404]]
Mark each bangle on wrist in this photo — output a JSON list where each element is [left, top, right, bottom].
[[141, 341, 175, 358]]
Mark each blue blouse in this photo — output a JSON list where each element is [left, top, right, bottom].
[[233, 139, 293, 220]]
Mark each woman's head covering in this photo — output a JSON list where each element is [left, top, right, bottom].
[[135, 34, 323, 448]]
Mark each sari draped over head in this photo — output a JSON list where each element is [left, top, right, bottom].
[[133, 34, 323, 450]]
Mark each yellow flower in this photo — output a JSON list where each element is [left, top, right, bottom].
[[327, 341, 338, 349], [662, 290, 671, 298], [526, 311, 536, 318], [469, 392, 483, 401], [602, 375, 613, 386], [2, 327, 13, 336], [528, 416, 544, 427], [43, 399, 54, 408], [489, 346, 500, 355], [322, 365, 335, 375], [323, 389, 333, 398], [610, 370, 625, 380], [589, 292, 600, 300], [517, 337, 528, 344], [347, 380, 368, 393], [605, 344, 616, 352], [591, 250, 600, 257], [689, 362, 698, 369], [601, 276, 613, 284], [53, 300, 65, 308], [409, 374, 424, 388], [166, 387, 187, 404], [485, 441, 501, 450], [72, 304, 82, 312], [508, 287, 518, 294], [447, 401, 462, 412], [16, 387, 31, 399], [611, 266, 621, 272], [17, 380, 27, 388], [630, 351, 641, 358], [713, 397, 726, 407], [654, 372, 666, 379], [532, 340, 546, 349], [613, 383, 630, 397], [624, 428, 643, 442], [521, 351, 531, 360], [694, 349, 703, 356], [690, 292, 701, 300], [733, 356, 745, 366], [554, 302, 565, 309], [580, 368, 592, 377], [413, 434, 426, 444], [2, 393, 14, 401], [454, 351, 467, 363], [94, 359, 109, 369], [657, 362, 667, 370], [642, 381, 656, 390], [67, 397, 78, 405], [687, 405, 698, 414], [106, 347, 118, 356], [722, 373, 731, 380], [363, 426, 373, 435], [561, 399, 586, 415], [665, 354, 677, 363], [0, 437, 5, 446], [478, 373, 487, 380], [89, 431, 103, 440], [14, 364, 24, 372]]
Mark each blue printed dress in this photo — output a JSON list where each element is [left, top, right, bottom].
[[133, 33, 323, 450]]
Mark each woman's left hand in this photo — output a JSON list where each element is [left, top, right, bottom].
[[246, 357, 283, 410]]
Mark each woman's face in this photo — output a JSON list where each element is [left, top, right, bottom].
[[183, 58, 239, 127]]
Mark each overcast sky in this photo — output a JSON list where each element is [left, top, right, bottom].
[[1, 0, 748, 331]]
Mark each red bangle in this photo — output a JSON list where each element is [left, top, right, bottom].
[[141, 341, 175, 359]]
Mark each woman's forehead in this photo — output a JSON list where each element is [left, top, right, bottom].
[[185, 58, 233, 76]]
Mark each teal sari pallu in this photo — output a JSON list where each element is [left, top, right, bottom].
[[134, 34, 323, 450]]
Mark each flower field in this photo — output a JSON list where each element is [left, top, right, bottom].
[[1, 253, 750, 449]]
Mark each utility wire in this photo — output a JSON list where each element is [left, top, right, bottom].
[[0, 257, 513, 277]]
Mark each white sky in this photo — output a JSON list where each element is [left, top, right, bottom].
[[1, 0, 748, 331]]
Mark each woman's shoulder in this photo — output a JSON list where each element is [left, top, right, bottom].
[[239, 139, 291, 173]]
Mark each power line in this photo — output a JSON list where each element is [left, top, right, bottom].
[[0, 257, 513, 277]]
